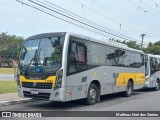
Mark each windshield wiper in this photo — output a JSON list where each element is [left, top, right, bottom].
[[24, 49, 38, 75]]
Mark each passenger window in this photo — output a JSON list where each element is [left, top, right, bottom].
[[150, 57, 155, 75], [151, 58, 160, 74], [106, 47, 129, 66], [91, 43, 105, 65], [76, 45, 85, 62], [130, 52, 138, 68], [136, 54, 142, 68], [106, 47, 119, 66], [86, 41, 91, 65], [140, 54, 145, 66], [68, 38, 87, 75], [145, 55, 149, 76], [129, 53, 144, 68], [118, 50, 130, 67]]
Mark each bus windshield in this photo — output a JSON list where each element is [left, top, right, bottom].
[[19, 36, 64, 75]]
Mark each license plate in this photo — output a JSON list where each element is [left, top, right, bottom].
[[30, 90, 38, 94]]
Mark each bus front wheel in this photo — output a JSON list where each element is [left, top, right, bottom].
[[154, 80, 160, 91], [123, 81, 133, 97], [84, 83, 98, 105]]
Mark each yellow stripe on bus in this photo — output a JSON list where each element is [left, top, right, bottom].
[[116, 73, 145, 86], [20, 75, 56, 88]]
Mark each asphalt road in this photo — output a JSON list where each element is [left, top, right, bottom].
[[0, 89, 160, 120], [0, 74, 14, 80]]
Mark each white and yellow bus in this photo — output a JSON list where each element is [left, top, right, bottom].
[[145, 54, 160, 91], [16, 32, 145, 105]]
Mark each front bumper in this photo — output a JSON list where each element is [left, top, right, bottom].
[[18, 86, 66, 102]]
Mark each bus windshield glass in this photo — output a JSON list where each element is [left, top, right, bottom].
[[19, 36, 64, 75]]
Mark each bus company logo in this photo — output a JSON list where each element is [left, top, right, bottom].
[[2, 112, 11, 117], [33, 82, 37, 87]]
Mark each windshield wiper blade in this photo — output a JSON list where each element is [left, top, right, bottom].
[[24, 49, 38, 75], [24, 58, 34, 75]]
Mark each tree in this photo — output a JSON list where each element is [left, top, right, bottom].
[[113, 38, 160, 55], [0, 32, 24, 67], [0, 32, 24, 59], [122, 40, 140, 50], [143, 42, 160, 55], [113, 39, 141, 50]]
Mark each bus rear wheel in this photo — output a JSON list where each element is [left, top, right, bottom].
[[154, 80, 160, 91], [84, 83, 98, 105], [123, 81, 133, 97]]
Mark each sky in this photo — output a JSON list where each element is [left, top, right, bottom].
[[1, 0, 160, 46]]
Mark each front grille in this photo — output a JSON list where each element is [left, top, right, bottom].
[[22, 82, 53, 89], [23, 91, 50, 100]]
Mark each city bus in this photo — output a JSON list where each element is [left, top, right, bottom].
[[145, 54, 160, 91], [16, 32, 145, 105]]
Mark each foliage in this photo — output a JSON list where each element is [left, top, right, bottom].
[[114, 39, 141, 50], [112, 38, 160, 55], [143, 42, 160, 55], [0, 32, 24, 67], [0, 32, 24, 59]]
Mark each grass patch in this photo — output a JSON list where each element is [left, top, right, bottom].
[[0, 80, 17, 94], [0, 68, 14, 74]]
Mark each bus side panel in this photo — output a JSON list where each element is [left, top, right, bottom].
[[115, 73, 145, 90], [66, 69, 95, 101], [71, 86, 87, 100], [66, 65, 145, 101]]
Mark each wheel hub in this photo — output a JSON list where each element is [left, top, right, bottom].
[[156, 81, 159, 90], [90, 88, 96, 100], [127, 84, 132, 95]]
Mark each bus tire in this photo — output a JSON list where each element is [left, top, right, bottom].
[[123, 81, 133, 97], [84, 83, 98, 105], [154, 80, 160, 91]]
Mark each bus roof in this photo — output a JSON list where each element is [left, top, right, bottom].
[[67, 32, 144, 54], [26, 32, 66, 40], [25, 32, 144, 54], [147, 54, 160, 59]]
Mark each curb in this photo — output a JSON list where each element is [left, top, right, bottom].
[[0, 98, 34, 107]]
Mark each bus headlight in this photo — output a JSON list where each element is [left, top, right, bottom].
[[145, 76, 149, 82], [54, 69, 63, 89]]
